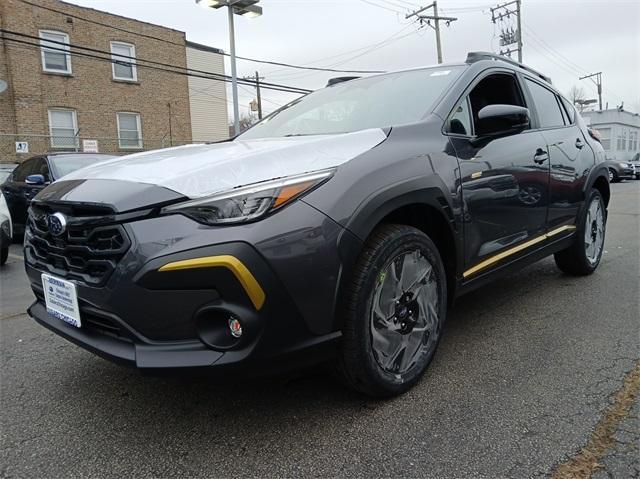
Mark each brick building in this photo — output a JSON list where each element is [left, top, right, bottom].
[[0, 0, 228, 163]]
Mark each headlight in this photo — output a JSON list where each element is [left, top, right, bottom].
[[619, 162, 629, 168], [161, 169, 334, 225]]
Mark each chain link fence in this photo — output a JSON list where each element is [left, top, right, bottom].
[[0, 133, 205, 163]]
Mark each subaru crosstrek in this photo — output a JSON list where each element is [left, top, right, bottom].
[[25, 52, 610, 397]]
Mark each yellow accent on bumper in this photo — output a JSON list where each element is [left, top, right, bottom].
[[158, 255, 266, 310], [463, 225, 577, 279]]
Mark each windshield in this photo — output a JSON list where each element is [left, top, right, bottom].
[[51, 154, 115, 179], [239, 66, 465, 139]]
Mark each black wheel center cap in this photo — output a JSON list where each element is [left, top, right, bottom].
[[395, 294, 419, 334]]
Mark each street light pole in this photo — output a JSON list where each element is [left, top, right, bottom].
[[196, 0, 262, 136], [227, 5, 240, 135]]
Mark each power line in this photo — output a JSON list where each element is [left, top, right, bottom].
[[1, 35, 311, 96], [16, 0, 384, 75], [0, 29, 311, 94], [265, 22, 417, 79], [357, 0, 405, 14], [268, 23, 419, 81]]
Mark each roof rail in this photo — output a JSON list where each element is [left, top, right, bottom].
[[466, 51, 552, 84]]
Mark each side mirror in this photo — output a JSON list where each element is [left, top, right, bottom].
[[25, 174, 46, 186], [476, 104, 530, 138]]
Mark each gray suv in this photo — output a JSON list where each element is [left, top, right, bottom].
[[24, 52, 609, 397]]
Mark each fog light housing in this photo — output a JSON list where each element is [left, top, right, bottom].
[[228, 317, 243, 338]]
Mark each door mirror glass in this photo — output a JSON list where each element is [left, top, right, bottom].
[[477, 104, 530, 137], [25, 174, 46, 185]]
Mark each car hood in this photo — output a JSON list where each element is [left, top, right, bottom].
[[62, 129, 388, 198]]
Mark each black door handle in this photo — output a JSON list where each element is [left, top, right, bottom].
[[575, 138, 585, 149], [533, 148, 549, 164]]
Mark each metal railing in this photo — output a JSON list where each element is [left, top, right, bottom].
[[0, 133, 211, 163]]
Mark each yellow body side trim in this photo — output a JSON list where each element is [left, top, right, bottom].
[[158, 255, 266, 310], [463, 225, 577, 279]]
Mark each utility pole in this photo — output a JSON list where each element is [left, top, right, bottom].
[[227, 6, 240, 135], [243, 71, 264, 120], [406, 2, 457, 64], [490, 0, 522, 62], [579, 72, 603, 111]]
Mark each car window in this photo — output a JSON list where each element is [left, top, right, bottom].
[[239, 66, 466, 139], [11, 159, 38, 182], [32, 158, 52, 182], [467, 73, 527, 136], [560, 97, 575, 124], [525, 78, 565, 128], [49, 154, 115, 179], [447, 97, 473, 136]]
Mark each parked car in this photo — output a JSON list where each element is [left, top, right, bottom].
[[0, 163, 18, 184], [603, 159, 636, 182], [1, 153, 115, 235], [0, 191, 12, 265], [24, 52, 609, 397]]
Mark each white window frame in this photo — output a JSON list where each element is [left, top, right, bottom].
[[110, 41, 137, 82], [116, 112, 143, 149], [48, 108, 78, 149], [39, 30, 72, 74]]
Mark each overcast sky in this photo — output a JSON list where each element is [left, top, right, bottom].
[[69, 0, 640, 119]]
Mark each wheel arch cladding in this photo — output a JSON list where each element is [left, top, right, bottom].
[[592, 175, 610, 207], [376, 202, 457, 302], [333, 188, 459, 330]]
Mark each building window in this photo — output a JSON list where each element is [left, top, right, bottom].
[[616, 129, 626, 151], [598, 128, 611, 151], [110, 42, 137, 81], [48, 109, 78, 148], [117, 112, 142, 149], [629, 130, 638, 151], [39, 30, 71, 74]]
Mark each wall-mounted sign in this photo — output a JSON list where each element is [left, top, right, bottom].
[[82, 139, 99, 153], [15, 141, 28, 154]]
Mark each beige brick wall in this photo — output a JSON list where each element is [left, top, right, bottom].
[[0, 0, 194, 162]]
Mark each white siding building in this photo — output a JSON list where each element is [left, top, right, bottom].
[[186, 41, 229, 142], [582, 108, 640, 161]]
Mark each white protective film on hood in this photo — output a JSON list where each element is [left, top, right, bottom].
[[63, 128, 388, 198]]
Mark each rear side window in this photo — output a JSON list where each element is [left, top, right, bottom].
[[525, 78, 565, 128], [560, 97, 576, 124]]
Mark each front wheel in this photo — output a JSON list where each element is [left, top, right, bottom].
[[608, 168, 618, 183], [554, 189, 606, 275], [336, 224, 447, 397]]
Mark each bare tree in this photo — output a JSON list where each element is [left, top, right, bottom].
[[230, 113, 258, 134], [568, 86, 588, 111]]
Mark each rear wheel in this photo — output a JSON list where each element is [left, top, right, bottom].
[[554, 189, 606, 276], [337, 224, 447, 397]]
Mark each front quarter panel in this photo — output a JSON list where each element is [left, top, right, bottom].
[[304, 117, 463, 311]]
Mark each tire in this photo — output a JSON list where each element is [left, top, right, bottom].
[[554, 189, 606, 276], [0, 247, 7, 266], [608, 168, 618, 183], [336, 224, 447, 397]]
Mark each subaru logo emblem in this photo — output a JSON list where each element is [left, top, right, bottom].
[[47, 212, 67, 237]]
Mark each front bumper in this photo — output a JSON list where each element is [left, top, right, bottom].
[[26, 200, 359, 371]]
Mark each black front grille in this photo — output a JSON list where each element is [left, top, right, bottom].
[[25, 205, 131, 286]]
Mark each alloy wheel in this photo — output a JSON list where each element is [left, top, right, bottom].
[[584, 197, 605, 265], [370, 250, 440, 376]]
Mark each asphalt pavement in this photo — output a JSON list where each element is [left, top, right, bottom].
[[1, 181, 638, 478]]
